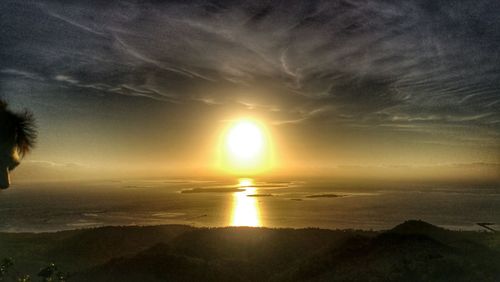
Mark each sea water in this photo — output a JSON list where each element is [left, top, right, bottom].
[[0, 178, 498, 232]]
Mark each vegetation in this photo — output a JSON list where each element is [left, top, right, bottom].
[[0, 221, 498, 281], [0, 258, 66, 282]]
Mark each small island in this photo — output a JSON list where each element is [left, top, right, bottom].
[[306, 193, 345, 198], [180, 187, 245, 193]]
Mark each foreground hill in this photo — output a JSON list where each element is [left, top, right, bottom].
[[0, 221, 499, 281]]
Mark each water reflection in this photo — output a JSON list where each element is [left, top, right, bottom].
[[230, 178, 261, 227]]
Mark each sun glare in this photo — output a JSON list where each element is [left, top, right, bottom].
[[227, 121, 263, 160], [219, 118, 273, 174], [239, 178, 254, 187], [230, 178, 261, 227]]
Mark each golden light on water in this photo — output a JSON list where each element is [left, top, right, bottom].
[[218, 118, 273, 175], [239, 178, 253, 187], [230, 178, 261, 227]]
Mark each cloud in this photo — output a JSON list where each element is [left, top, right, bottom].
[[11, 160, 90, 182], [1, 69, 44, 81], [43, 7, 106, 36], [0, 0, 498, 158], [54, 75, 79, 84]]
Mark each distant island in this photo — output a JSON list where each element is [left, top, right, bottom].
[[180, 187, 245, 193], [305, 193, 345, 198], [0, 220, 499, 281], [247, 193, 273, 197]]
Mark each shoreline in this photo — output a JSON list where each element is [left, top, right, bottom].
[[0, 220, 497, 235]]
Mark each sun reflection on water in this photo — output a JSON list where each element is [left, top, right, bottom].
[[230, 178, 261, 227]]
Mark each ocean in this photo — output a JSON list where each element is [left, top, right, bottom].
[[0, 178, 498, 232]]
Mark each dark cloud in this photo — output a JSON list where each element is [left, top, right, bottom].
[[0, 0, 498, 166]]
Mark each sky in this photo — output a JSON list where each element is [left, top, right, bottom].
[[1, 0, 499, 181]]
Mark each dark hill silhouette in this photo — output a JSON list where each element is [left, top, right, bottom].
[[47, 225, 194, 270], [81, 243, 237, 282], [275, 221, 499, 281], [389, 220, 446, 234], [1, 221, 499, 281]]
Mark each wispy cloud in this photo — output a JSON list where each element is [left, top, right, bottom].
[[1, 0, 498, 151]]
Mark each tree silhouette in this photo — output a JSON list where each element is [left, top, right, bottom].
[[0, 99, 37, 189]]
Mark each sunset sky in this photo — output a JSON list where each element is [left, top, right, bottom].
[[1, 0, 499, 181]]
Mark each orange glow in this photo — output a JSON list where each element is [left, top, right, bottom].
[[218, 118, 273, 175]]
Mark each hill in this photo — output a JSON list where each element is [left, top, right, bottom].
[[0, 221, 498, 281]]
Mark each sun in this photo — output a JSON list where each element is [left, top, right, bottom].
[[219, 118, 273, 174], [227, 120, 264, 160]]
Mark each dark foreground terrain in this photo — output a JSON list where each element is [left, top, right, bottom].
[[0, 220, 499, 281]]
